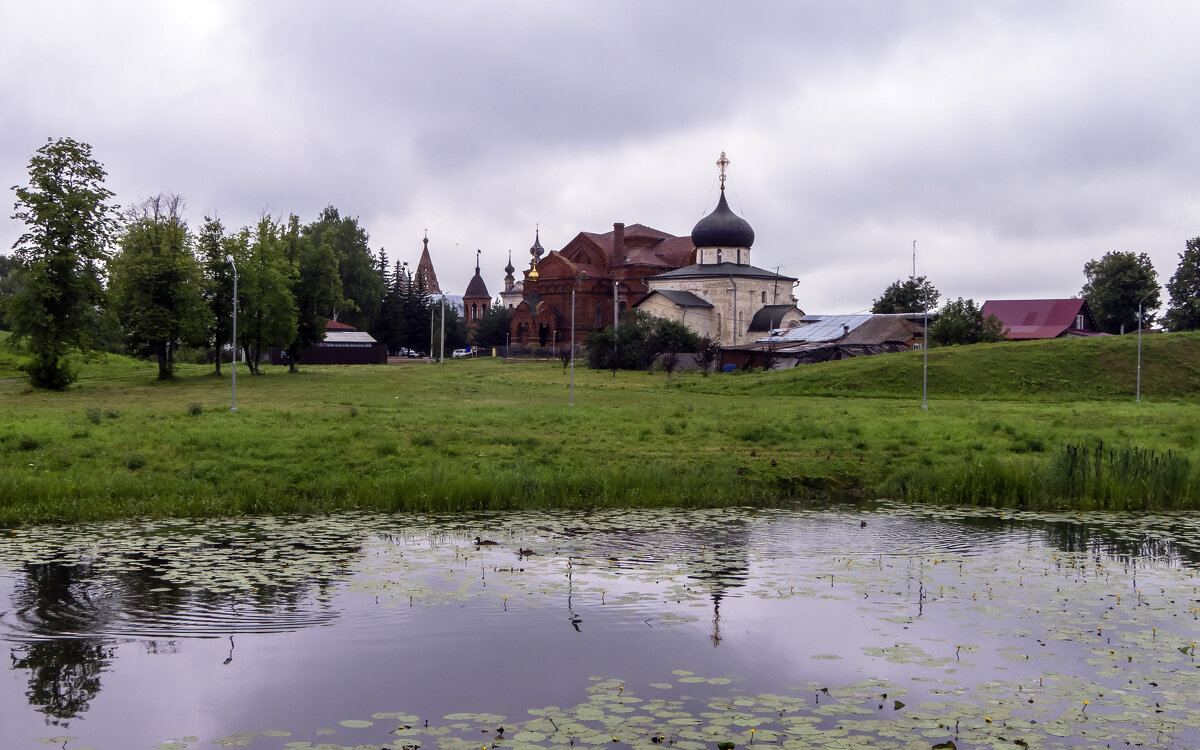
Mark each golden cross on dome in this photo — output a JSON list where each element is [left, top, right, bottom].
[[716, 151, 730, 190]]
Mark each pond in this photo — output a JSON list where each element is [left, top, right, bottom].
[[2, 505, 1200, 749]]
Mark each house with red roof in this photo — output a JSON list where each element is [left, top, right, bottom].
[[979, 299, 1105, 340]]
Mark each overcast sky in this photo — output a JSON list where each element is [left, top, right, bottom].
[[4, 1, 1199, 314]]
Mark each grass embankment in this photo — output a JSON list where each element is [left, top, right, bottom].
[[1, 331, 1199, 525]]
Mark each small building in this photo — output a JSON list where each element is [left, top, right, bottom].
[[270, 320, 387, 365], [721, 313, 925, 369], [980, 299, 1104, 339]]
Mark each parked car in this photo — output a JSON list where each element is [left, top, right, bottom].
[[407, 349, 421, 358], [452, 348, 469, 358]]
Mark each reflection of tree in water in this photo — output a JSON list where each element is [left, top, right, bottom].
[[11, 639, 114, 724], [8, 562, 114, 723], [4, 526, 365, 722]]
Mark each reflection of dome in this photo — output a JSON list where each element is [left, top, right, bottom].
[[691, 191, 754, 249]]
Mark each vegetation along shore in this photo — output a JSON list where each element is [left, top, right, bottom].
[[2, 329, 1199, 527]]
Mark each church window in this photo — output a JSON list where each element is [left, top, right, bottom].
[[594, 303, 602, 329], [761, 290, 766, 303]]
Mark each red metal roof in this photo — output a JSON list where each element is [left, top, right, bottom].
[[980, 299, 1093, 339], [325, 319, 356, 331]]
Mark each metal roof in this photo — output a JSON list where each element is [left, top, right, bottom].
[[757, 314, 874, 343], [641, 289, 713, 308], [651, 261, 795, 281], [980, 299, 1093, 339], [322, 331, 379, 345]]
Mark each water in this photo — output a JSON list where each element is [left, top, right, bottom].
[[2, 505, 1199, 749]]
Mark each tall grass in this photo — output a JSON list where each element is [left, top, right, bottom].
[[889, 442, 1198, 511]]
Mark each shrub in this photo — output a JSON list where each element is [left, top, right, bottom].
[[86, 406, 102, 425], [187, 402, 203, 416]]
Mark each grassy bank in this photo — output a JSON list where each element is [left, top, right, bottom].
[[2, 332, 1199, 525]]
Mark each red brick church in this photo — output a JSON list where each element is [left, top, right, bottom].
[[509, 223, 695, 347]]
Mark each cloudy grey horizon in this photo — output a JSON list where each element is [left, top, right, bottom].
[[4, 1, 1198, 315]]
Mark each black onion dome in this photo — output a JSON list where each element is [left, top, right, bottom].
[[504, 256, 515, 275], [690, 191, 754, 248], [465, 270, 489, 298], [529, 231, 545, 259]]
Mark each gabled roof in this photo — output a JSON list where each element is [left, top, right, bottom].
[[651, 261, 796, 281], [325, 319, 356, 331], [635, 289, 713, 308], [980, 298, 1098, 339], [579, 224, 694, 268]]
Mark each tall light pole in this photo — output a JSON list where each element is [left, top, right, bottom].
[[571, 272, 586, 405], [439, 294, 446, 363], [226, 254, 238, 412], [1136, 291, 1153, 403]]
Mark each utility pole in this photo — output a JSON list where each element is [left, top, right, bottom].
[[226, 255, 237, 412]]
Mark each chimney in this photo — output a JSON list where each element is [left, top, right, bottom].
[[613, 222, 625, 261], [842, 324, 850, 336]]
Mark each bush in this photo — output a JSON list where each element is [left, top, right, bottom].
[[187, 402, 203, 416], [86, 406, 102, 424]]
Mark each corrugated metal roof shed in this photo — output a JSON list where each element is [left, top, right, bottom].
[[759, 314, 873, 343], [980, 299, 1096, 339]]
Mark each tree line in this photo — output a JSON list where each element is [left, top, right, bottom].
[[1, 138, 495, 388], [870, 244, 1200, 346]]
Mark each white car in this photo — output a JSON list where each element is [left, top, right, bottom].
[[452, 349, 469, 358]]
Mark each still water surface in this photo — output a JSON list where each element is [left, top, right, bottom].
[[2, 505, 1199, 749]]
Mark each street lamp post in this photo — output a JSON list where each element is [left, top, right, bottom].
[[570, 272, 586, 405], [1136, 291, 1153, 403], [225, 254, 237, 412]]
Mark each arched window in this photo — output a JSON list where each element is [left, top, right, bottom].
[[594, 303, 602, 329]]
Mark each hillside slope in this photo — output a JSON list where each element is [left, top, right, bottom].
[[685, 331, 1200, 401]]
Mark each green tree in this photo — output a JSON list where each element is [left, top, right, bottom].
[[585, 312, 699, 372], [303, 206, 385, 331], [5, 138, 119, 389], [929, 297, 1007, 346], [196, 217, 235, 375], [0, 254, 25, 331], [471, 300, 513, 348], [402, 270, 433, 355], [236, 217, 297, 374], [284, 215, 343, 372], [1081, 251, 1160, 334], [1163, 237, 1200, 332], [695, 334, 721, 376], [106, 194, 212, 379], [871, 276, 940, 314]]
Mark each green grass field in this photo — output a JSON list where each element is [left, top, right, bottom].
[[2, 330, 1199, 526]]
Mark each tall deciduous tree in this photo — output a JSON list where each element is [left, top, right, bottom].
[[196, 216, 235, 375], [107, 194, 212, 379], [0, 254, 25, 331], [871, 276, 940, 314], [236, 217, 297, 374], [1081, 251, 1160, 334], [6, 138, 119, 389], [303, 206, 385, 331], [284, 215, 343, 372], [1163, 237, 1200, 332], [929, 297, 1007, 346]]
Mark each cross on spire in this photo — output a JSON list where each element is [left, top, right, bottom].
[[717, 151, 730, 190]]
